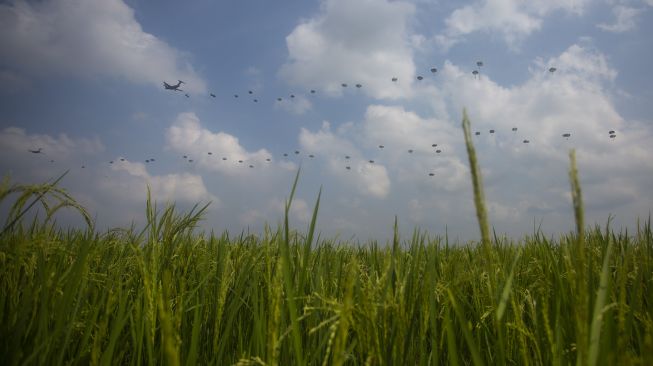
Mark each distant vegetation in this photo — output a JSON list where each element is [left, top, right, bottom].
[[1, 112, 651, 365]]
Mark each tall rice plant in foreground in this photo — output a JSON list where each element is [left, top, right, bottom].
[[1, 112, 652, 365]]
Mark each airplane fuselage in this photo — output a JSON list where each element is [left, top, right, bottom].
[[163, 80, 184, 91]]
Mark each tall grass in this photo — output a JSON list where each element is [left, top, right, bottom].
[[461, 108, 491, 252], [1, 112, 652, 365]]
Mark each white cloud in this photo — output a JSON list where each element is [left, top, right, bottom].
[[165, 112, 276, 176], [359, 105, 469, 191], [105, 160, 217, 204], [275, 95, 313, 115], [597, 5, 644, 33], [291, 42, 652, 238], [0, 126, 217, 229], [533, 43, 617, 82], [434, 45, 620, 143], [0, 127, 104, 181], [279, 0, 417, 99], [272, 198, 312, 223], [299, 121, 392, 198], [426, 43, 652, 231], [0, 0, 206, 93], [297, 106, 469, 199], [438, 0, 588, 48], [240, 198, 312, 226]]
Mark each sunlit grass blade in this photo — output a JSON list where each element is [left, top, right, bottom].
[[281, 168, 305, 365], [445, 307, 461, 366], [588, 223, 615, 366], [497, 249, 521, 322], [447, 289, 485, 366]]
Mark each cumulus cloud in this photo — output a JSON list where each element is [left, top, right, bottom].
[[0, 126, 104, 181], [359, 105, 469, 191], [292, 41, 652, 238], [160, 112, 331, 233], [104, 160, 217, 204], [0, 0, 206, 92], [0, 126, 104, 157], [597, 5, 644, 33], [437, 0, 588, 48], [294, 104, 474, 237], [533, 43, 617, 82], [165, 112, 278, 176], [438, 44, 621, 146], [0, 126, 216, 229], [299, 121, 391, 198], [242, 198, 311, 225], [279, 0, 417, 99], [426, 43, 653, 232]]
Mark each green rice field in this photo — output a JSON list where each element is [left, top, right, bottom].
[[1, 113, 651, 365]]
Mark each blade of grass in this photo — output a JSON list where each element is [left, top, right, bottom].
[[587, 222, 615, 366], [497, 249, 521, 322], [447, 289, 485, 366], [281, 168, 305, 365], [1, 171, 70, 235]]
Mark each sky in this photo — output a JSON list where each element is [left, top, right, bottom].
[[1, 0, 652, 242]]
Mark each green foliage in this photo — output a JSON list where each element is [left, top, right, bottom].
[[0, 113, 651, 365], [1, 191, 651, 365], [1, 171, 92, 235]]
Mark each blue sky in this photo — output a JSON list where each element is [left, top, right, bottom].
[[1, 0, 652, 241]]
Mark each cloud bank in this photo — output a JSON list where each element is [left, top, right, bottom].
[[280, 0, 417, 99], [0, 0, 206, 92], [437, 0, 589, 48]]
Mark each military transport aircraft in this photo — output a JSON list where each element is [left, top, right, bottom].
[[163, 80, 184, 91]]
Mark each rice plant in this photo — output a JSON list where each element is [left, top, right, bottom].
[[1, 112, 651, 365]]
